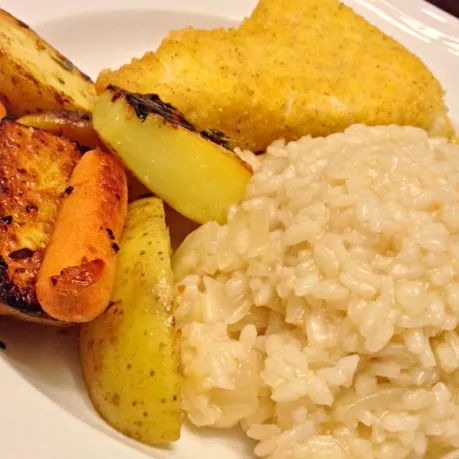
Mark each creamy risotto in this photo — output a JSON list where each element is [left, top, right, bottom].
[[173, 125, 459, 459]]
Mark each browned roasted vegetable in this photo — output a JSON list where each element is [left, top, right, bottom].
[[0, 9, 95, 117], [36, 149, 128, 323], [0, 120, 80, 325], [18, 111, 103, 149], [93, 86, 252, 224], [0, 101, 6, 120]]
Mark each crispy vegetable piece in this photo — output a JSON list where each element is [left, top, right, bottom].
[[0, 9, 95, 117], [18, 111, 103, 149], [80, 197, 181, 445], [0, 120, 80, 325], [36, 149, 128, 323], [92, 86, 252, 224], [17, 111, 148, 201]]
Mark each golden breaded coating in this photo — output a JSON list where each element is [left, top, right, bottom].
[[97, 0, 454, 152]]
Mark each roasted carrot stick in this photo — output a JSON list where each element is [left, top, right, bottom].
[[36, 149, 128, 322], [0, 101, 7, 119]]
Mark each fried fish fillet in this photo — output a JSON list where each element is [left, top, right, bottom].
[[96, 0, 454, 152], [0, 120, 80, 324]]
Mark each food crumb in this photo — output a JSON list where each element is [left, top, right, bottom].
[[112, 242, 120, 252], [111, 393, 120, 406], [143, 412, 149, 418], [25, 204, 37, 213], [9, 248, 35, 259], [105, 228, 115, 240]]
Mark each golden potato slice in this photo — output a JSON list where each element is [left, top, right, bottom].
[[17, 111, 149, 203], [0, 9, 95, 117], [18, 111, 103, 149], [80, 197, 181, 445], [92, 86, 252, 224]]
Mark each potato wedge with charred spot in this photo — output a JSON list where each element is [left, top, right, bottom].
[[36, 149, 128, 323], [93, 85, 252, 224], [0, 120, 80, 325], [0, 9, 95, 117], [80, 197, 181, 445], [18, 111, 103, 149]]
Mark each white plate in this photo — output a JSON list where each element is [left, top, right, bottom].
[[0, 0, 458, 458]]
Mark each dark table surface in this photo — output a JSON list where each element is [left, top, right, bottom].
[[426, 0, 459, 18]]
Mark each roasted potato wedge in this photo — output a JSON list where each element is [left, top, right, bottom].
[[17, 111, 147, 202], [0, 120, 80, 325], [0, 9, 95, 117], [18, 111, 103, 149], [80, 197, 181, 445], [92, 85, 252, 224], [37, 149, 128, 323]]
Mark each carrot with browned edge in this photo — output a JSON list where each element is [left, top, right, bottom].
[[0, 101, 6, 119], [36, 149, 128, 323]]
